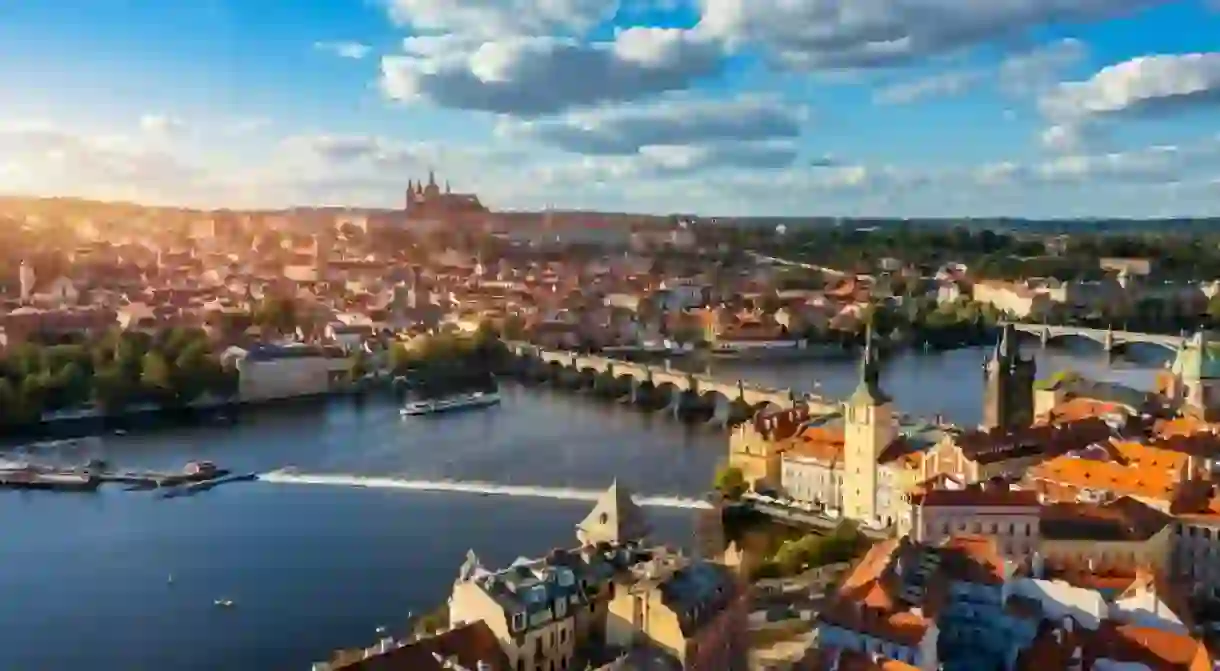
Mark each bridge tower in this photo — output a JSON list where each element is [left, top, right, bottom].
[[843, 325, 894, 525], [983, 323, 1036, 432], [1173, 331, 1220, 421]]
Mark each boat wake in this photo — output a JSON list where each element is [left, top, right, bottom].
[[257, 471, 712, 510]]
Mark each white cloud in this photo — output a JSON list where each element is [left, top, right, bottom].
[[548, 139, 799, 180], [1040, 52, 1220, 122], [871, 38, 1085, 105], [380, 29, 723, 116], [139, 114, 186, 135], [997, 38, 1087, 96], [224, 117, 272, 136], [874, 69, 983, 105], [4, 117, 1219, 217], [696, 0, 1156, 70], [0, 120, 207, 202], [1039, 123, 1092, 153], [385, 0, 617, 37], [313, 41, 372, 59], [500, 96, 804, 155]]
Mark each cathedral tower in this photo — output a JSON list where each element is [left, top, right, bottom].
[[983, 324, 1036, 432], [18, 260, 35, 303], [843, 325, 895, 524]]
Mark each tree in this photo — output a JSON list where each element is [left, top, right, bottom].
[[255, 297, 298, 334], [713, 465, 747, 499], [347, 350, 371, 382], [0, 378, 18, 425], [140, 352, 173, 398]]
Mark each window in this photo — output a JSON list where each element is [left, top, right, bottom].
[[512, 612, 526, 632], [554, 598, 566, 618]]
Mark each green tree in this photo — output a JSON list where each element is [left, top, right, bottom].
[[713, 465, 747, 499], [347, 349, 371, 382], [140, 352, 173, 398], [0, 378, 18, 425], [255, 297, 298, 334]]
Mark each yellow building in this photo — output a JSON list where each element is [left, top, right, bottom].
[[604, 553, 750, 671], [448, 483, 655, 670], [727, 406, 810, 491]]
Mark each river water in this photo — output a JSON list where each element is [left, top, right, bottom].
[[0, 343, 1171, 670]]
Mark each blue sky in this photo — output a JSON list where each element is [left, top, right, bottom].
[[1, 0, 1219, 217]]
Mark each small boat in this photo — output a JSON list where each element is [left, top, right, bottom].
[[214, 598, 235, 608], [400, 391, 501, 417]]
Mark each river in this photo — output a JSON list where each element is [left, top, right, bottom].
[[0, 342, 1171, 670]]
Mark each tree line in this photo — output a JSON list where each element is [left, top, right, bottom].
[[0, 327, 238, 426], [725, 225, 1220, 283]]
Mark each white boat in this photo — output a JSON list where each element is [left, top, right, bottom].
[[400, 391, 501, 417]]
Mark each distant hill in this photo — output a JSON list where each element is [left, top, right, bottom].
[[0, 194, 1215, 234]]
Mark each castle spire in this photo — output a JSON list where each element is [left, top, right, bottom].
[[428, 169, 436, 188]]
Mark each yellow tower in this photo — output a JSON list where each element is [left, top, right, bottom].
[[842, 325, 895, 524]]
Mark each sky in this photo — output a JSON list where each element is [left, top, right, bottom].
[[1, 0, 1219, 218]]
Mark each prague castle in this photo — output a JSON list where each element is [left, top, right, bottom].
[[404, 171, 490, 227]]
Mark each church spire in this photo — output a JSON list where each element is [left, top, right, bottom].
[[851, 322, 889, 406], [428, 169, 437, 188]]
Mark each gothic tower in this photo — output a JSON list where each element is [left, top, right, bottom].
[[18, 259, 35, 303], [843, 325, 895, 524], [983, 323, 1036, 432]]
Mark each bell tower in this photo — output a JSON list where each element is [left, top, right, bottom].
[[843, 325, 895, 524], [983, 324, 1036, 432]]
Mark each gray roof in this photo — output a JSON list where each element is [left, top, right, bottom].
[[576, 480, 652, 547]]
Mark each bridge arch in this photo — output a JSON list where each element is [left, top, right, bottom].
[[699, 389, 733, 411], [1042, 332, 1108, 351], [654, 381, 681, 400], [575, 366, 601, 386], [545, 360, 566, 378]]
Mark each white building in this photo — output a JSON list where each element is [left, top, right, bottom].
[[222, 344, 348, 402]]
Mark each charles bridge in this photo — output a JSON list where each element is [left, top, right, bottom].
[[502, 342, 946, 429], [505, 341, 841, 427]]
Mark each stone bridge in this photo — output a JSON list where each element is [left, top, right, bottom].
[[505, 342, 842, 423], [1002, 322, 1185, 352]]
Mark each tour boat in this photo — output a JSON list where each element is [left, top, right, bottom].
[[400, 391, 501, 417]]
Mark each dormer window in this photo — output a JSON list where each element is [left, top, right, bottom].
[[555, 598, 567, 618], [511, 612, 526, 631]]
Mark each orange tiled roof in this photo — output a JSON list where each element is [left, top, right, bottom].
[[939, 534, 1007, 585], [326, 621, 509, 671], [1030, 450, 1180, 503], [1016, 620, 1212, 671]]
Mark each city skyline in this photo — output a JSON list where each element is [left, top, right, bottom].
[[1, 0, 1219, 218]]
